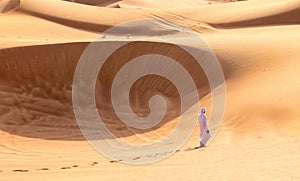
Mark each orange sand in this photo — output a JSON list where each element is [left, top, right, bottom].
[[0, 0, 299, 180]]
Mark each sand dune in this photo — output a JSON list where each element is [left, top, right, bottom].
[[166, 0, 300, 27], [0, 0, 299, 180], [63, 0, 122, 7], [118, 0, 212, 9], [0, 0, 19, 14], [19, 0, 148, 32]]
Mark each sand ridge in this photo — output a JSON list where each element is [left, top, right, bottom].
[[0, 0, 19, 14]]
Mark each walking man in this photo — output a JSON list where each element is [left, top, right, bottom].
[[198, 107, 211, 148]]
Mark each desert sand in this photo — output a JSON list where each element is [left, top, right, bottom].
[[0, 0, 300, 180]]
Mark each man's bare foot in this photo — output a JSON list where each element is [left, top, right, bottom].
[[200, 142, 205, 148]]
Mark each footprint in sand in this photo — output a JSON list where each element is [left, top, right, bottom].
[[72, 165, 79, 168], [13, 169, 29, 172], [61, 167, 71, 170], [36, 168, 49, 171], [90, 162, 98, 166], [133, 156, 140, 160], [184, 146, 202, 151]]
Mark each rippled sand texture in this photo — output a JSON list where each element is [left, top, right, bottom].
[[0, 0, 300, 180]]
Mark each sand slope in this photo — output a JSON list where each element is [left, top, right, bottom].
[[0, 0, 300, 180], [0, 0, 19, 14]]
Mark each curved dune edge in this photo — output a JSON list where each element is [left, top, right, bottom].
[[1, 25, 299, 140], [0, 41, 211, 142], [19, 0, 149, 32], [0, 0, 300, 180], [166, 0, 300, 27], [63, 0, 122, 7], [0, 0, 19, 14], [62, 0, 245, 8], [15, 0, 300, 36]]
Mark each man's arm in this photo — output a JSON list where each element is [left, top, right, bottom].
[[204, 116, 209, 133]]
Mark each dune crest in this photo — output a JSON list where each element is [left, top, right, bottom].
[[0, 0, 19, 14]]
